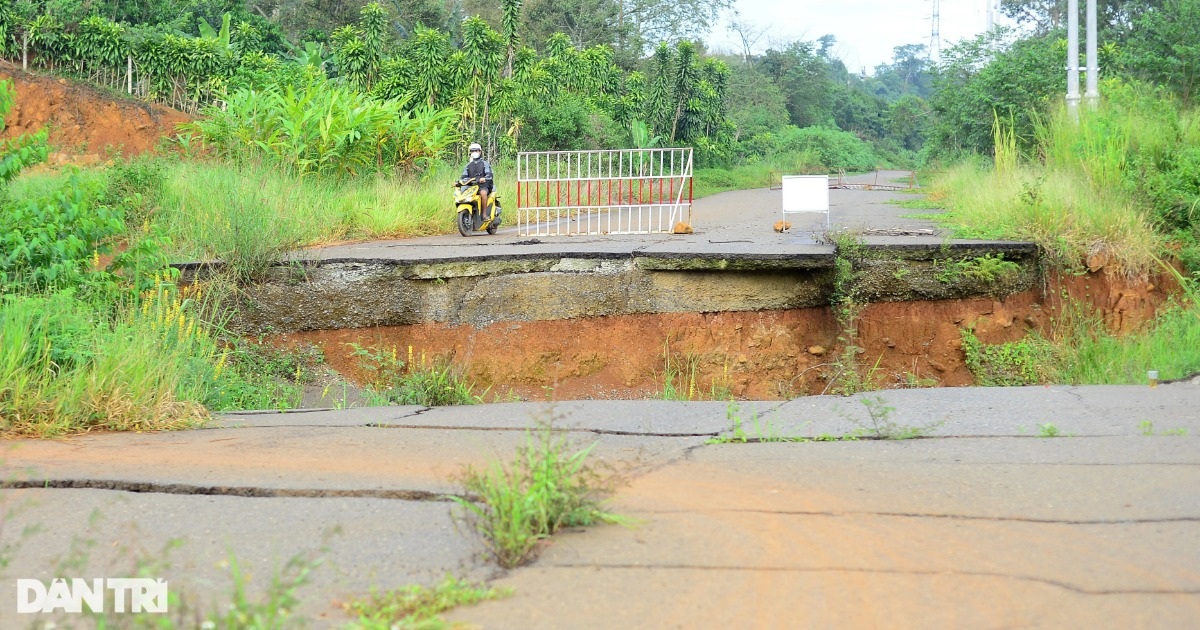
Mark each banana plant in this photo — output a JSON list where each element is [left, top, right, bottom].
[[197, 13, 231, 53], [630, 119, 661, 149]]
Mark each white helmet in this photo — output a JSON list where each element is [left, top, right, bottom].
[[469, 142, 482, 153]]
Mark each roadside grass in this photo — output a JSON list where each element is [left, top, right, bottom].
[[962, 284, 1200, 387], [452, 416, 624, 568], [1049, 294, 1200, 385], [0, 279, 330, 436], [346, 575, 511, 629], [929, 159, 1158, 274], [0, 288, 212, 437], [923, 91, 1200, 277], [154, 159, 515, 280]]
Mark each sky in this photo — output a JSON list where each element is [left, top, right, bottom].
[[706, 0, 1014, 73]]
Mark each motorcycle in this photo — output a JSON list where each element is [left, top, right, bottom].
[[453, 176, 502, 236]]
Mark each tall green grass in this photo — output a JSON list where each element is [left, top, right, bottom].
[[932, 160, 1159, 273], [928, 84, 1199, 277], [155, 160, 469, 275], [1052, 297, 1200, 384], [0, 288, 212, 436]]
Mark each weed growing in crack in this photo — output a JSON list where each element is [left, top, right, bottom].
[[706, 402, 805, 444], [1138, 420, 1188, 436], [345, 575, 511, 629], [1038, 423, 1061, 438], [839, 395, 944, 440], [451, 414, 624, 568]]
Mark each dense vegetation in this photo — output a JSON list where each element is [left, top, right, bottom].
[[0, 0, 943, 170]]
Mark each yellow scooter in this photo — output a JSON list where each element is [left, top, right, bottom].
[[454, 177, 502, 236]]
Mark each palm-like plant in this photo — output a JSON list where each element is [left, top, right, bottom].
[[501, 0, 523, 78]]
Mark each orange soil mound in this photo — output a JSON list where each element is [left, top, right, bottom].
[[1, 61, 191, 164]]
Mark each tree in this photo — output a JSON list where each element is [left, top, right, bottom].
[[726, 17, 766, 64], [1122, 0, 1200, 105], [769, 41, 835, 128], [524, 0, 628, 50], [887, 94, 930, 151], [501, 0, 522, 76], [872, 43, 933, 100], [724, 62, 789, 139], [927, 29, 1062, 157]]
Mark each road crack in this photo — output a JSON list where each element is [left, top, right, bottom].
[[541, 563, 1200, 596], [364, 424, 719, 438], [624, 508, 1200, 525], [1, 479, 459, 501]]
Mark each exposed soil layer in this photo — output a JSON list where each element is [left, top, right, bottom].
[[271, 267, 1174, 400], [0, 62, 190, 162]]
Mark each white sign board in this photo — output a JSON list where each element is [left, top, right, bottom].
[[781, 175, 829, 213]]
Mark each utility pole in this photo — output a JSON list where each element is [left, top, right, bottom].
[[928, 0, 941, 61], [986, 0, 994, 31], [1066, 0, 1081, 120], [1085, 0, 1099, 107]]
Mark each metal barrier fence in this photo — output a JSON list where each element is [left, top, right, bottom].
[[515, 148, 693, 236]]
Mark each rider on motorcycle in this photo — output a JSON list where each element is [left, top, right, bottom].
[[460, 142, 494, 212]]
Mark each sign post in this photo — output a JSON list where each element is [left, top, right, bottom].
[[780, 175, 830, 229]]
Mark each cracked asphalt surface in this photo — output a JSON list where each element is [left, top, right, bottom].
[[3, 384, 1198, 628]]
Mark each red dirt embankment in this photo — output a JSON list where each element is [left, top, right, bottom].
[[0, 62, 190, 163], [276, 266, 1176, 400]]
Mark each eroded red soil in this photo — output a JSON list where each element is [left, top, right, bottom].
[[272, 267, 1175, 400], [1, 62, 190, 162]]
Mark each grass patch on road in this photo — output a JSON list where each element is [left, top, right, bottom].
[[452, 416, 624, 568], [346, 575, 511, 629]]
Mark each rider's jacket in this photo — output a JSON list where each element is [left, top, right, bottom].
[[461, 157, 494, 188]]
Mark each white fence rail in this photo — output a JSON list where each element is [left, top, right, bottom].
[[515, 148, 693, 236]]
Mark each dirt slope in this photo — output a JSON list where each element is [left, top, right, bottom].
[[0, 61, 191, 162]]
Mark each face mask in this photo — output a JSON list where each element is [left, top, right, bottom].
[[470, 151, 481, 159]]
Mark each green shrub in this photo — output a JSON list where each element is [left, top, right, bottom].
[[189, 78, 459, 176], [960, 328, 1056, 386], [776, 126, 878, 172], [102, 155, 169, 227]]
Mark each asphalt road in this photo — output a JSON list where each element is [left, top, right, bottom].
[[3, 384, 1198, 628], [299, 171, 953, 264]]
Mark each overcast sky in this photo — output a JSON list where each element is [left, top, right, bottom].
[[706, 0, 1014, 72]]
